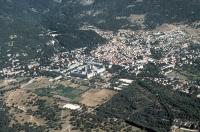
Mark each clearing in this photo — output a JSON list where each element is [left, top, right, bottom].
[[79, 89, 117, 107]]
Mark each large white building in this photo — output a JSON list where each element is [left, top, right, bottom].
[[70, 62, 106, 78], [63, 103, 81, 110]]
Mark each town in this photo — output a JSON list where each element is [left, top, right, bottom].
[[0, 25, 200, 132]]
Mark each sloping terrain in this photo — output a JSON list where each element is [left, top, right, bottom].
[[0, 0, 200, 69], [0, 0, 200, 131], [96, 80, 200, 132]]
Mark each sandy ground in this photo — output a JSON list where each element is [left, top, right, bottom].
[[79, 89, 117, 107]]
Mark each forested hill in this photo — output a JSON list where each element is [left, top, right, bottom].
[[96, 79, 200, 132], [0, 0, 200, 69]]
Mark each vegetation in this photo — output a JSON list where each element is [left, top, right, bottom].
[[56, 85, 81, 100], [11, 123, 47, 132], [34, 88, 52, 97], [95, 79, 200, 132], [33, 99, 61, 129], [1, 0, 199, 69], [34, 84, 81, 101], [150, 48, 163, 60], [138, 62, 164, 78], [70, 107, 144, 131], [0, 101, 10, 132], [1, 0, 200, 131]]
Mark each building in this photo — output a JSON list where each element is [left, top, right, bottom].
[[171, 119, 199, 132], [119, 79, 134, 84], [63, 103, 81, 110], [70, 62, 106, 79]]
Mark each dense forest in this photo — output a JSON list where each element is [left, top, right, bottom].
[[96, 79, 200, 132]]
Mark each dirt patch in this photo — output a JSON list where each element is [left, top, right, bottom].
[[128, 14, 145, 25], [79, 89, 117, 107]]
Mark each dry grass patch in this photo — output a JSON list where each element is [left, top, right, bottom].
[[5, 89, 37, 108], [79, 89, 117, 107]]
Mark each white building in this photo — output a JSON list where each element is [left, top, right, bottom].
[[70, 62, 106, 79], [63, 104, 81, 110], [119, 79, 133, 84]]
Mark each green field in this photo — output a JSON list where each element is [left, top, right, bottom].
[[34, 84, 82, 101]]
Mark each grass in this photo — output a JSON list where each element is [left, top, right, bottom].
[[35, 88, 52, 97], [34, 84, 82, 101]]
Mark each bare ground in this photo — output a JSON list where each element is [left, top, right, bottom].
[[79, 89, 117, 107]]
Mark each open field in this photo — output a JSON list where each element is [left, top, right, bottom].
[[5, 89, 37, 109], [34, 84, 81, 102], [13, 113, 45, 126], [20, 77, 52, 90], [79, 89, 117, 107], [56, 80, 80, 88], [4, 89, 45, 126]]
